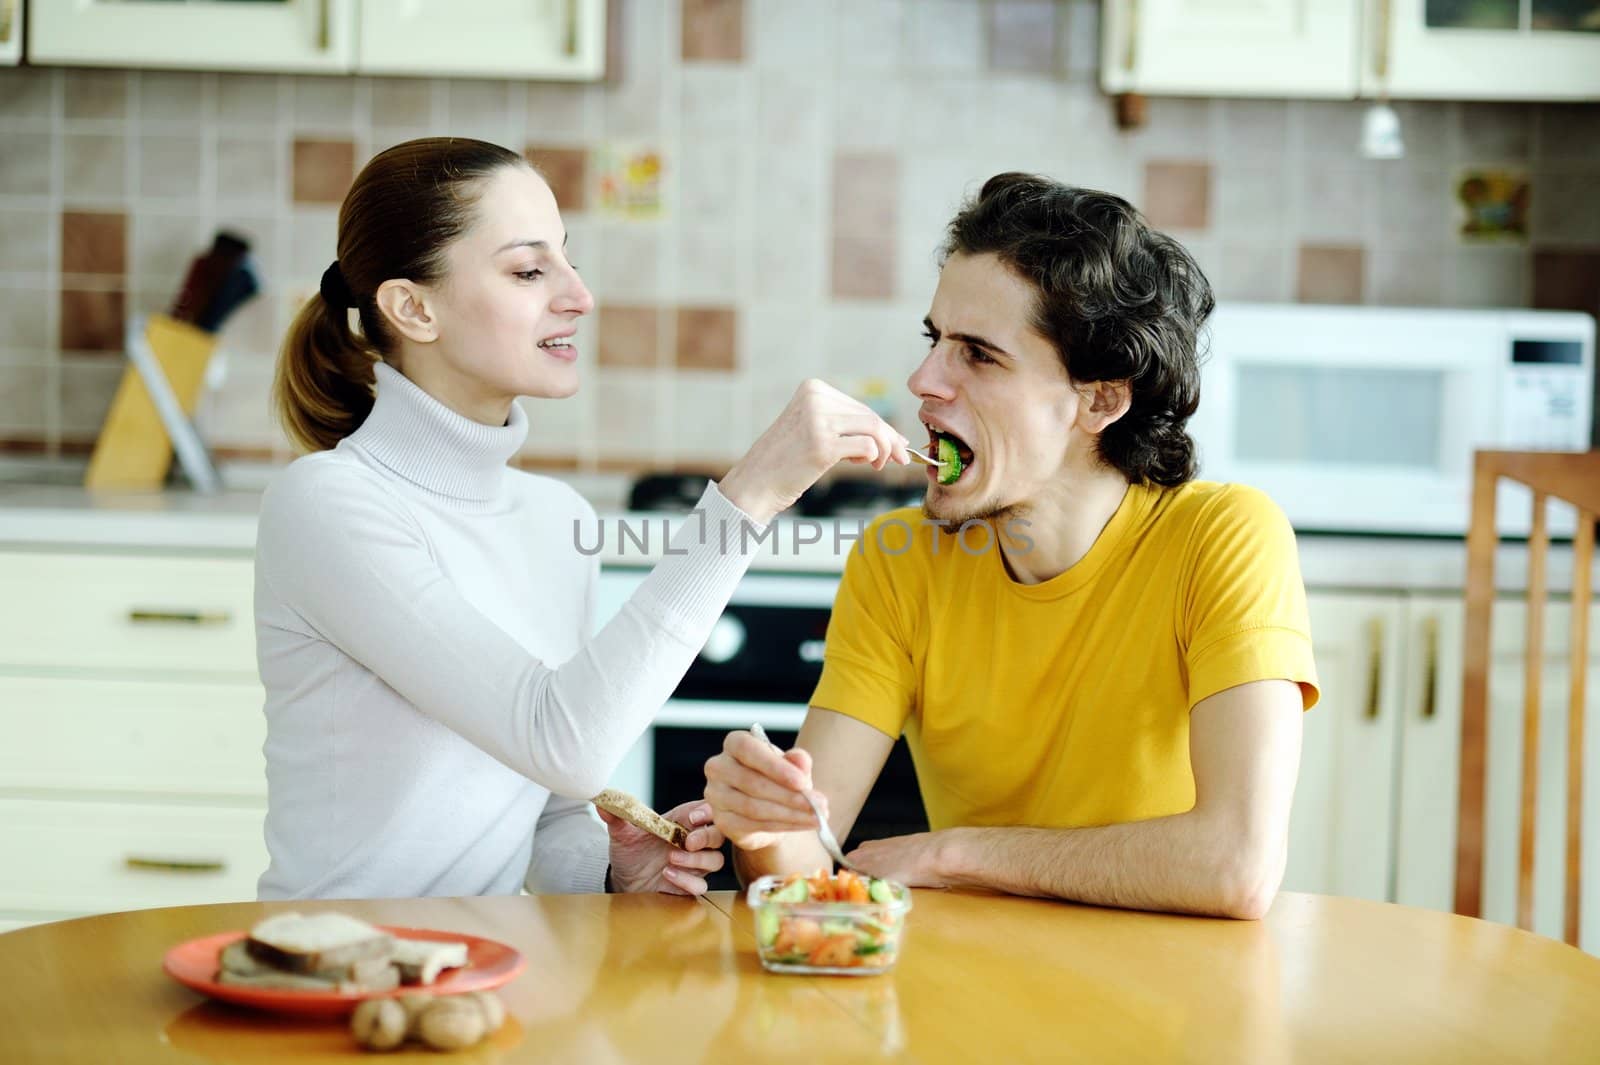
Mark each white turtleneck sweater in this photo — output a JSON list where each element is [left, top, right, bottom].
[[255, 363, 764, 900]]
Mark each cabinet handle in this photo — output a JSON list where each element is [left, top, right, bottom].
[[126, 856, 227, 874], [1374, 0, 1393, 81], [1420, 615, 1439, 719], [0, 0, 14, 45], [562, 0, 580, 58], [1365, 617, 1384, 719], [1123, 0, 1139, 73], [127, 608, 232, 626], [317, 0, 330, 51]]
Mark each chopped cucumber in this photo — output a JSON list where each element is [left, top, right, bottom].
[[770, 878, 809, 904], [853, 942, 890, 956], [936, 436, 964, 485], [819, 919, 857, 937], [868, 878, 894, 904], [755, 906, 780, 947]]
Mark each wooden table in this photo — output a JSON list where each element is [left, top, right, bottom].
[[1, 890, 1598, 1064]]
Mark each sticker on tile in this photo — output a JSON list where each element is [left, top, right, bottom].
[[597, 145, 664, 219], [1455, 167, 1530, 244]]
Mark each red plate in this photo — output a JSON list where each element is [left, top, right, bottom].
[[162, 925, 525, 1018]]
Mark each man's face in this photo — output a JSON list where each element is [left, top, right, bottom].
[[908, 252, 1081, 526]]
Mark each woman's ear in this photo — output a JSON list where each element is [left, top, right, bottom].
[[1076, 378, 1133, 435], [375, 279, 438, 344]]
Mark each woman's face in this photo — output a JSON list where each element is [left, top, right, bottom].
[[413, 164, 594, 418]]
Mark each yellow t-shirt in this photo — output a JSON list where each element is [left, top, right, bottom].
[[809, 480, 1320, 832]]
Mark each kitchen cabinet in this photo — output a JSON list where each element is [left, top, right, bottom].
[[28, 0, 357, 74], [357, 0, 604, 81], [0, 547, 267, 932], [1, 0, 21, 66], [1292, 589, 1600, 954], [1101, 0, 1362, 99], [1366, 0, 1600, 100], [1103, 0, 1600, 101], [26, 0, 607, 80]]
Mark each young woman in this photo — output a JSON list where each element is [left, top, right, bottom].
[[255, 137, 911, 900]]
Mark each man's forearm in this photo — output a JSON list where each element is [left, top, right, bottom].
[[731, 834, 833, 887], [937, 811, 1285, 920]]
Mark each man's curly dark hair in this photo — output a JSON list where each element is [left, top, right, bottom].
[[941, 172, 1214, 488]]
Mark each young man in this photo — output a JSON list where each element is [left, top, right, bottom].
[[704, 174, 1320, 920]]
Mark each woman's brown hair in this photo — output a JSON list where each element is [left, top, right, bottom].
[[274, 137, 530, 453]]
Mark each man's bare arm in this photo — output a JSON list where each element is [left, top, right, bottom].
[[710, 708, 896, 886], [848, 680, 1304, 919]]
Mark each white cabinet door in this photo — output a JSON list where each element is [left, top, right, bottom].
[[1366, 0, 1600, 100], [1285, 593, 1408, 901], [1393, 596, 1465, 913], [0, 0, 22, 66], [1102, 0, 1361, 97], [356, 0, 605, 80], [29, 0, 356, 73]]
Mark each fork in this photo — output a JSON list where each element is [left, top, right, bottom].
[[749, 723, 865, 874], [904, 445, 947, 467]]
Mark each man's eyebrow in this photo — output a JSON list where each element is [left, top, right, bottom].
[[923, 317, 1012, 360], [493, 233, 569, 254]]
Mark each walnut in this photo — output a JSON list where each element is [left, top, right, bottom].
[[416, 996, 487, 1052], [467, 991, 506, 1033], [350, 998, 407, 1052]]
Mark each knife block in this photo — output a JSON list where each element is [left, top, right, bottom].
[[85, 314, 220, 492]]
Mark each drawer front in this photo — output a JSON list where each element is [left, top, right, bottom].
[[0, 676, 266, 798], [0, 551, 256, 675], [0, 798, 266, 913]]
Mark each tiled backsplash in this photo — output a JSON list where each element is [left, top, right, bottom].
[[1, 0, 1598, 473]]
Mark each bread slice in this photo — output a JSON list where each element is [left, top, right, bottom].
[[591, 789, 690, 848], [219, 936, 400, 993], [392, 938, 470, 986], [244, 912, 395, 974]]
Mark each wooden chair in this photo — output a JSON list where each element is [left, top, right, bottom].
[[1456, 450, 1600, 947]]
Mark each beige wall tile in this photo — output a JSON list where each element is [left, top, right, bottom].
[[1458, 103, 1533, 160], [216, 137, 283, 206], [1450, 248, 1528, 306], [58, 358, 125, 441], [194, 362, 280, 448], [0, 210, 51, 274], [0, 69, 57, 121], [1295, 163, 1374, 243], [906, 0, 983, 72], [675, 307, 738, 370], [750, 0, 827, 67], [1375, 166, 1450, 244], [677, 139, 741, 224], [63, 134, 127, 201], [217, 74, 282, 126], [1215, 163, 1288, 238], [591, 225, 660, 300], [988, 0, 1057, 75], [369, 78, 434, 127], [1296, 245, 1365, 304], [0, 364, 51, 436], [1212, 243, 1291, 303], [677, 225, 743, 302], [0, 285, 52, 355], [593, 370, 664, 459], [598, 305, 662, 368], [293, 76, 358, 130], [60, 289, 126, 353], [131, 213, 207, 285], [1220, 100, 1290, 160], [681, 67, 753, 140], [138, 72, 205, 123], [61, 212, 126, 277], [1370, 249, 1446, 306], [0, 132, 53, 196], [1142, 161, 1211, 231], [682, 0, 745, 61], [526, 84, 593, 143], [292, 139, 356, 205], [527, 146, 589, 212], [672, 374, 746, 461], [64, 71, 128, 121], [138, 136, 204, 200], [445, 79, 515, 143]]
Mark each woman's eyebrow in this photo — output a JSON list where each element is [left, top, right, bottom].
[[493, 232, 571, 254]]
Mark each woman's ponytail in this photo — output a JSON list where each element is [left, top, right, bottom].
[[273, 284, 378, 454]]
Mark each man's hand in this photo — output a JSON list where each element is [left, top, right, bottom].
[[603, 799, 726, 896], [703, 729, 825, 851], [845, 831, 956, 888]]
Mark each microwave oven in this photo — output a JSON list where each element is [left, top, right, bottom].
[[1188, 304, 1596, 537]]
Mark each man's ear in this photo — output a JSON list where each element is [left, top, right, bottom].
[[1077, 378, 1132, 435], [374, 279, 438, 344]]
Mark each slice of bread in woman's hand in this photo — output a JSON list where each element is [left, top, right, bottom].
[[244, 911, 395, 974], [591, 789, 690, 848]]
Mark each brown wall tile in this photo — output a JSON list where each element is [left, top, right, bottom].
[[291, 139, 355, 205], [675, 307, 737, 370], [598, 304, 661, 367], [61, 212, 127, 276], [988, 0, 1057, 74], [1143, 161, 1211, 231], [527, 146, 588, 212], [682, 0, 744, 61], [60, 288, 126, 352], [832, 152, 898, 300], [1532, 249, 1600, 320], [1296, 244, 1365, 304]]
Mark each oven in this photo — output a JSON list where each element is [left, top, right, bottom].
[[596, 566, 927, 890]]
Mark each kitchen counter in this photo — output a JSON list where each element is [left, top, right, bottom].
[[1, 479, 1597, 592]]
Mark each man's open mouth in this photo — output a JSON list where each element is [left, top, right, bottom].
[[925, 424, 975, 486]]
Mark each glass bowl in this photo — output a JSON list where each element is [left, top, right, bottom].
[[745, 871, 912, 976]]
